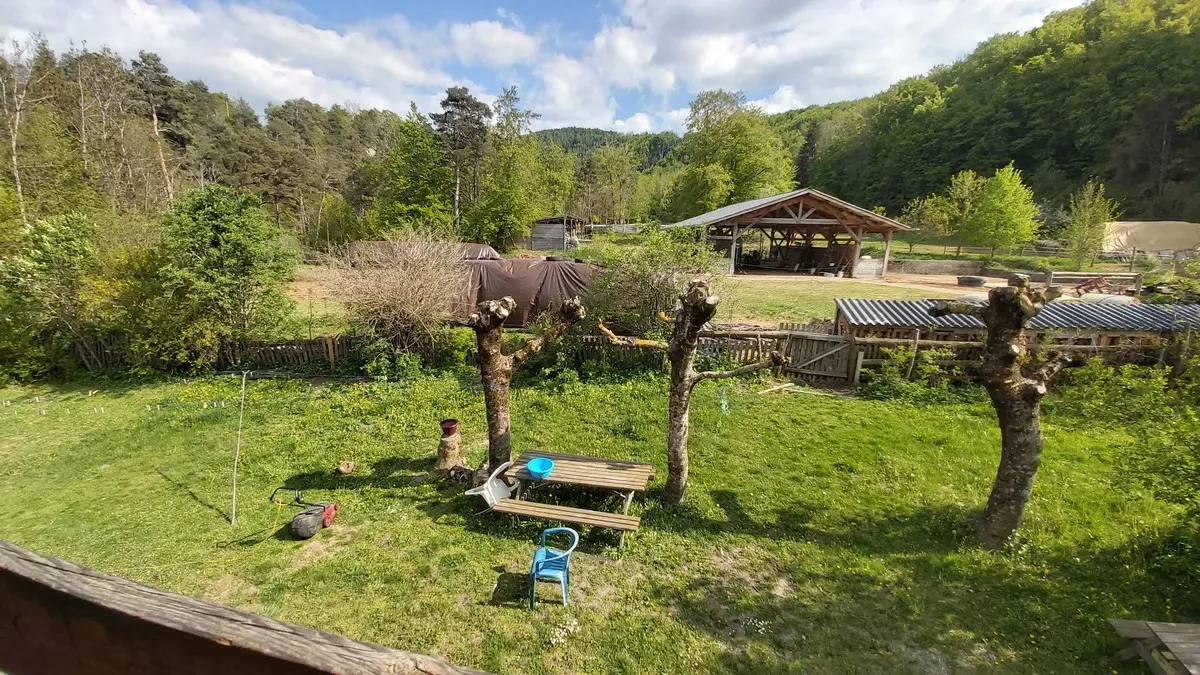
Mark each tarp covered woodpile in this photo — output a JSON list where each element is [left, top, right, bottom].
[[459, 259, 592, 327], [1104, 221, 1200, 253]]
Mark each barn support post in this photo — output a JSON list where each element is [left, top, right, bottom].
[[882, 231, 894, 278], [729, 223, 739, 275], [850, 226, 864, 277]]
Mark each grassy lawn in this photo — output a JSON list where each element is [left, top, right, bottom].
[[0, 374, 1189, 673], [718, 276, 940, 326]]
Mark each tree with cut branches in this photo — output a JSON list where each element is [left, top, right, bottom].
[[601, 279, 783, 504], [929, 275, 1075, 548], [466, 296, 586, 476]]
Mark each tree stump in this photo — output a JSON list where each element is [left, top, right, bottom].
[[600, 279, 783, 505], [466, 296, 586, 479], [930, 274, 1076, 548]]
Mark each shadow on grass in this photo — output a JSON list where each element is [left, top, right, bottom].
[[646, 503, 1197, 674], [156, 467, 229, 521], [283, 456, 433, 491], [485, 566, 530, 608]]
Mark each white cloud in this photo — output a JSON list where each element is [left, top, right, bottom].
[[0, 0, 1084, 132], [0, 0, 454, 113], [590, 25, 674, 92], [599, 0, 1083, 105], [531, 55, 618, 129], [450, 20, 540, 67], [750, 85, 806, 114], [612, 112, 654, 133]]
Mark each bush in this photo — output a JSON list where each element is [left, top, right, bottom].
[[360, 339, 425, 380], [861, 345, 978, 403], [137, 186, 296, 370], [0, 213, 103, 377], [1048, 358, 1200, 515], [330, 231, 467, 359], [1045, 359, 1176, 427], [587, 226, 721, 338]]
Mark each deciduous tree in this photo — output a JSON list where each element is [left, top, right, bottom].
[[929, 276, 1076, 548], [467, 296, 586, 477], [1062, 179, 1120, 269], [600, 279, 783, 504]]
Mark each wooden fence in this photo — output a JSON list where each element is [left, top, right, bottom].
[[0, 539, 484, 675], [75, 334, 359, 373], [224, 335, 355, 370], [78, 327, 1168, 383], [581, 328, 1170, 387]]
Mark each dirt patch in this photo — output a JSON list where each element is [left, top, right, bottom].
[[288, 265, 337, 301], [205, 574, 260, 605], [289, 523, 362, 572], [890, 641, 951, 675]]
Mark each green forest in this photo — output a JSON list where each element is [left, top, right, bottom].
[[776, 0, 1200, 221]]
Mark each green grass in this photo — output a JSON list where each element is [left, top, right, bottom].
[[718, 276, 939, 326], [0, 374, 1190, 673]]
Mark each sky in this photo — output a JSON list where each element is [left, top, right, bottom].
[[0, 0, 1085, 132]]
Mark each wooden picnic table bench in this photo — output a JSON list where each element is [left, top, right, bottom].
[[493, 451, 655, 547], [1110, 618, 1200, 675]]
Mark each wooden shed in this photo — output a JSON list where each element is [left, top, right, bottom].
[[527, 215, 587, 251], [663, 188, 911, 277]]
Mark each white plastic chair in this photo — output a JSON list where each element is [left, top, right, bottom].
[[465, 461, 513, 511]]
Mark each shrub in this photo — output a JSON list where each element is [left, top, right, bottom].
[[587, 226, 722, 338], [329, 231, 468, 359], [138, 186, 296, 370], [861, 345, 977, 403], [0, 213, 103, 376]]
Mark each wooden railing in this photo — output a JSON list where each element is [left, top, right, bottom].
[[0, 539, 485, 675]]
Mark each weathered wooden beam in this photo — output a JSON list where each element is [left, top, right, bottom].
[[882, 231, 894, 278], [0, 539, 486, 675], [756, 217, 842, 226]]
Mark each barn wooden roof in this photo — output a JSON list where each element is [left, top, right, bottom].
[[664, 188, 911, 234]]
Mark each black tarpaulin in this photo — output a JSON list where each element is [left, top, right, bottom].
[[459, 259, 593, 327]]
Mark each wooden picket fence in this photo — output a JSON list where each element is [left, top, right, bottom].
[[222, 335, 355, 370], [74, 334, 359, 373]]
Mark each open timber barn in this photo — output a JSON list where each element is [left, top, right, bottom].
[[663, 188, 911, 277]]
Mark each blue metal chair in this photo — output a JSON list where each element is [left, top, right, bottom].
[[529, 527, 578, 609]]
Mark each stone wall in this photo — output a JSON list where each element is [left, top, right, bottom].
[[889, 259, 988, 275]]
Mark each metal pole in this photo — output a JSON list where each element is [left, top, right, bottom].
[[231, 371, 250, 525]]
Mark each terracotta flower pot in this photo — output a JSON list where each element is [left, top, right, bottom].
[[439, 419, 459, 437]]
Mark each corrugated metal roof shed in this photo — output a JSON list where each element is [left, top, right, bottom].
[[835, 298, 1200, 332]]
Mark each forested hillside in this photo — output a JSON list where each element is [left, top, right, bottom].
[[774, 0, 1200, 221], [534, 127, 681, 169], [2, 0, 1198, 254]]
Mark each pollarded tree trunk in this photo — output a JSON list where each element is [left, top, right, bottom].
[[467, 296, 585, 477], [602, 280, 784, 505], [930, 275, 1074, 548]]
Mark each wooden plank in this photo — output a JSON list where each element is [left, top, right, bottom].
[[1111, 619, 1155, 639], [492, 500, 639, 531], [0, 539, 484, 675], [1150, 623, 1200, 635], [512, 451, 655, 471]]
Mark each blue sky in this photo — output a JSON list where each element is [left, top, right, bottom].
[[3, 0, 1084, 132]]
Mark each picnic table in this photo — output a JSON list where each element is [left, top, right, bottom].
[[492, 451, 654, 547], [1110, 619, 1200, 675]]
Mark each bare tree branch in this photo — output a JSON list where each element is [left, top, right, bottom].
[[510, 297, 586, 369], [693, 351, 785, 383], [598, 321, 668, 349]]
